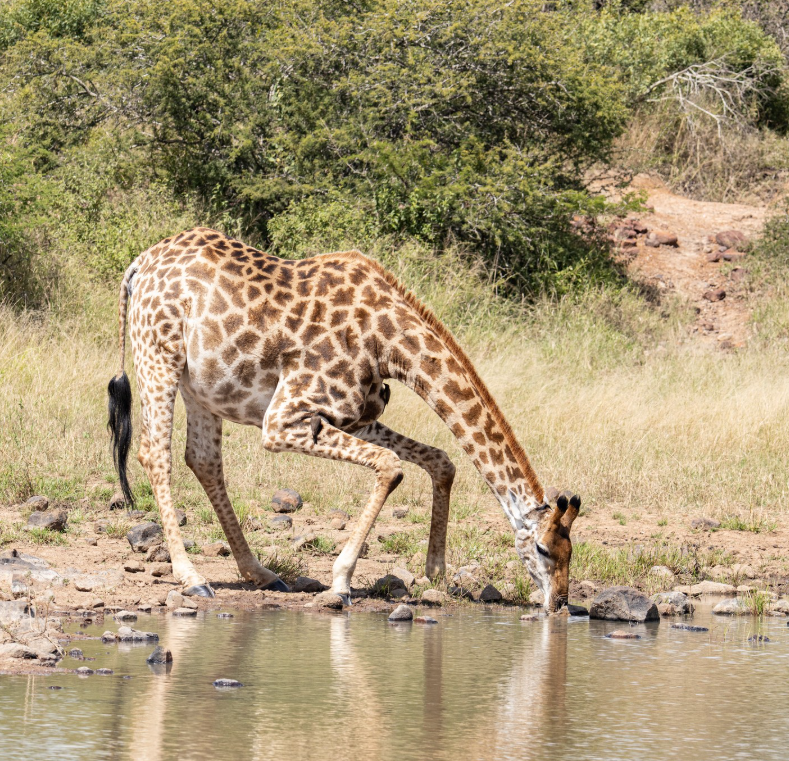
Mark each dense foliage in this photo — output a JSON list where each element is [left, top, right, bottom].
[[0, 0, 786, 305]]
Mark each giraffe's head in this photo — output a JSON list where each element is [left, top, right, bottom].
[[515, 491, 580, 612]]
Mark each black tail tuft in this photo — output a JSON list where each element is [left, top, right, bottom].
[[107, 372, 134, 507]]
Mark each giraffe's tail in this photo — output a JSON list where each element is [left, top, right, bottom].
[[107, 261, 138, 507]]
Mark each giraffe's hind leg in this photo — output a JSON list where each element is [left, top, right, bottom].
[[181, 388, 288, 592], [355, 422, 455, 579], [262, 404, 403, 603], [134, 360, 211, 596]]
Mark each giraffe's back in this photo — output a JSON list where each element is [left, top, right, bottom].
[[129, 227, 411, 428]]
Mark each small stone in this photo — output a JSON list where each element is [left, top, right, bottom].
[[291, 577, 327, 594], [203, 541, 231, 558], [477, 584, 503, 603], [213, 678, 243, 688], [388, 604, 413, 622], [448, 585, 474, 600], [420, 589, 445, 606], [706, 250, 722, 263], [372, 574, 407, 596], [87, 596, 105, 609], [108, 492, 126, 510], [649, 565, 674, 580], [95, 668, 114, 675], [566, 604, 589, 616], [671, 623, 709, 632], [606, 630, 641, 640], [27, 510, 68, 532], [146, 545, 171, 563], [175, 509, 187, 527], [173, 607, 197, 617], [127, 522, 163, 553], [328, 509, 350, 521], [147, 646, 173, 664], [114, 610, 138, 622], [291, 533, 315, 551], [165, 590, 184, 609], [392, 506, 409, 519], [690, 517, 721, 530], [269, 515, 293, 531], [392, 567, 416, 590], [329, 517, 346, 530], [183, 539, 195, 550], [48, 686, 63, 690], [520, 614, 539, 622], [124, 560, 144, 573], [703, 289, 726, 302], [645, 231, 679, 247], [578, 580, 597, 597], [271, 489, 303, 514], [712, 598, 748, 615], [68, 648, 84, 659], [25, 495, 49, 512], [748, 634, 770, 643], [75, 667, 95, 675], [101, 631, 119, 643], [689, 580, 737, 596], [217, 613, 234, 619], [414, 616, 438, 624], [117, 626, 159, 641], [149, 563, 173, 578], [590, 587, 659, 622], [314, 592, 345, 610], [657, 603, 677, 616], [83, 536, 98, 547], [138, 604, 153, 613], [415, 576, 430, 587], [94, 519, 109, 534], [715, 230, 747, 249], [390, 588, 408, 599]]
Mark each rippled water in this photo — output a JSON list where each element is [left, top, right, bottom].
[[0, 601, 787, 761]]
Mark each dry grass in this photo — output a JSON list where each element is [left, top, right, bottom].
[[1, 284, 788, 554]]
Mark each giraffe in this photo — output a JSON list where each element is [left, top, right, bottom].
[[107, 227, 580, 609]]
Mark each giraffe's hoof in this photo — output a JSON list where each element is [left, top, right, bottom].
[[261, 578, 290, 593], [183, 584, 215, 598]]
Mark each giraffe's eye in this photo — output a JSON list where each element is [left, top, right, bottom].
[[536, 542, 550, 558]]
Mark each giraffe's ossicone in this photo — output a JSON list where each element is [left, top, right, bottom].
[[107, 228, 580, 609]]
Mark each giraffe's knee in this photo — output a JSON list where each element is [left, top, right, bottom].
[[137, 448, 150, 470], [378, 453, 404, 495], [433, 450, 456, 485]]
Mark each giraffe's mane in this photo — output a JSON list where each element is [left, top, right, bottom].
[[318, 249, 544, 502]]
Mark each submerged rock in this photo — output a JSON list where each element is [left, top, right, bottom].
[[117, 626, 159, 642], [590, 587, 659, 623], [606, 630, 641, 640], [652, 591, 694, 615], [146, 646, 173, 664], [414, 616, 438, 624], [172, 607, 197, 617], [213, 678, 243, 688], [388, 604, 413, 622], [671, 623, 709, 632]]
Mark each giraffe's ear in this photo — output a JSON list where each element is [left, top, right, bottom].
[[561, 494, 581, 530]]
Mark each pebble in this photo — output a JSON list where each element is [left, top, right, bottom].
[[75, 667, 94, 675], [146, 646, 173, 664], [213, 679, 243, 688], [520, 614, 539, 622], [420, 589, 445, 606], [413, 616, 438, 624], [172, 607, 197, 617], [83, 536, 98, 547], [392, 506, 409, 519], [388, 604, 413, 622], [748, 634, 770, 643], [217, 613, 234, 619], [606, 630, 641, 639], [203, 541, 231, 558], [671, 623, 709, 632], [95, 668, 114, 675], [149, 563, 173, 577]]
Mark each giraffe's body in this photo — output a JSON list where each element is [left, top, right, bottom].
[[108, 227, 579, 607]]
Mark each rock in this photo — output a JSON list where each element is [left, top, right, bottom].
[[127, 522, 163, 553], [372, 574, 407, 596], [292, 577, 328, 593], [715, 230, 747, 249], [203, 541, 231, 558], [630, 219, 648, 234], [748, 634, 769, 643], [420, 589, 445, 606], [703, 289, 726, 302], [314, 592, 345, 610], [124, 560, 144, 573], [146, 545, 171, 563], [117, 626, 159, 641], [0, 643, 38, 659], [269, 515, 293, 531], [689, 580, 737, 596], [390, 588, 408, 599], [75, 667, 95, 675], [645, 231, 678, 247], [706, 250, 722, 263], [415, 576, 430, 587], [0, 600, 31, 624], [590, 587, 659, 623], [95, 519, 109, 534], [671, 623, 709, 632], [712, 598, 748, 615], [567, 604, 588, 616], [114, 610, 138, 622], [729, 267, 747, 282], [175, 509, 187, 527], [690, 517, 720, 530], [291, 533, 316, 551], [578, 580, 597, 597], [172, 607, 197, 617], [330, 518, 347, 530], [414, 616, 438, 624], [392, 567, 416, 589], [138, 604, 153, 613], [649, 565, 675, 580], [721, 250, 745, 262], [27, 510, 67, 532], [213, 679, 243, 688], [651, 591, 694, 614], [165, 590, 184, 609], [68, 648, 83, 659], [388, 604, 414, 622], [452, 568, 480, 589], [448, 585, 474, 600], [769, 599, 789, 615], [520, 614, 539, 622], [657, 603, 676, 616], [25, 496, 49, 512], [731, 563, 757, 580], [529, 590, 545, 606], [147, 646, 173, 664], [217, 612, 234, 619], [149, 563, 173, 578], [183, 539, 195, 550], [83, 536, 98, 547], [95, 668, 114, 675], [476, 584, 503, 603], [392, 506, 409, 519], [108, 492, 127, 510], [271, 489, 303, 513], [10, 580, 28, 598], [328, 509, 350, 521], [606, 630, 641, 640], [101, 631, 119, 643]]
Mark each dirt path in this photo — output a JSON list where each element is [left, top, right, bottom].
[[600, 173, 769, 349]]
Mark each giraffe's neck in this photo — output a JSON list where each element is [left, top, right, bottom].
[[383, 328, 544, 529]]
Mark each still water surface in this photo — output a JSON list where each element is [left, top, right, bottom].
[[0, 602, 786, 761]]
